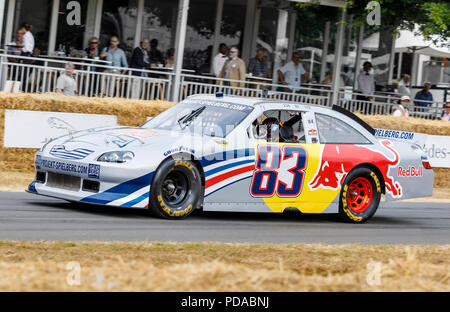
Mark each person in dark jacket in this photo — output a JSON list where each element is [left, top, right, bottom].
[[149, 39, 164, 66], [84, 36, 100, 72], [130, 38, 150, 77]]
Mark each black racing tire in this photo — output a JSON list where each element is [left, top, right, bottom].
[[148, 157, 202, 219], [338, 167, 382, 223]]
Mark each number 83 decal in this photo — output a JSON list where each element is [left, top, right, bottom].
[[251, 145, 307, 197]]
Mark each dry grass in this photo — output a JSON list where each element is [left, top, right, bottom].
[[0, 241, 448, 291], [0, 169, 34, 192]]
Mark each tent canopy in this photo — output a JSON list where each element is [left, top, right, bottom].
[[363, 28, 450, 58]]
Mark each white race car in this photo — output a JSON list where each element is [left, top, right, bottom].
[[28, 94, 433, 222]]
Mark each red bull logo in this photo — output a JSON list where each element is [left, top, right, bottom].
[[308, 140, 402, 198], [398, 166, 423, 177]]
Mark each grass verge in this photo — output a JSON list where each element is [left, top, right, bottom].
[[0, 241, 448, 291]]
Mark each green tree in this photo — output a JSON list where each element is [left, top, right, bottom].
[[295, 0, 450, 44], [346, 0, 450, 44]]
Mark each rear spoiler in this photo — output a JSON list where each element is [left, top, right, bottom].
[[332, 105, 375, 136]]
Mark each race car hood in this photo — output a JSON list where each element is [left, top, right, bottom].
[[42, 126, 202, 158]]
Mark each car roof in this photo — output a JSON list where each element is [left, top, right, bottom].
[[186, 94, 333, 113], [186, 94, 376, 139]]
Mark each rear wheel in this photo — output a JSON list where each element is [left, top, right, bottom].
[[339, 167, 382, 223], [148, 157, 202, 219]]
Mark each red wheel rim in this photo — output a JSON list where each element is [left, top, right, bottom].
[[346, 177, 373, 213]]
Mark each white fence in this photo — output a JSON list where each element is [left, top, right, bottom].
[[0, 53, 447, 119], [1, 54, 172, 100]]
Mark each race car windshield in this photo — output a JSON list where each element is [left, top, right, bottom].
[[141, 100, 254, 138]]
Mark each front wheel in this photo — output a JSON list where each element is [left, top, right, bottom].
[[148, 157, 202, 219], [339, 167, 382, 223]]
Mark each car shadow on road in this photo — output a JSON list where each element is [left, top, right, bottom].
[[27, 200, 414, 225], [26, 200, 347, 223], [28, 200, 151, 218]]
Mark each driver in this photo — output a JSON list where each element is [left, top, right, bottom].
[[262, 117, 283, 142]]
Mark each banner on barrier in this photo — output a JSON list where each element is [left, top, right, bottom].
[[374, 128, 450, 168], [3, 110, 118, 148], [423, 135, 450, 168]]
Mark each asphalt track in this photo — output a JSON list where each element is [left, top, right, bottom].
[[0, 192, 449, 244]]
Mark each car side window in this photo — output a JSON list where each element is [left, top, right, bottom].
[[249, 110, 305, 143], [315, 113, 370, 144]]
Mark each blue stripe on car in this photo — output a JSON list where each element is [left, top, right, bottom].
[[205, 176, 252, 198], [79, 149, 253, 206], [204, 159, 255, 177], [81, 172, 153, 205], [120, 192, 149, 207], [50, 146, 94, 160], [28, 181, 37, 193]]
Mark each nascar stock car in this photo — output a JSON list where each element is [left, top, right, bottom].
[[28, 94, 434, 223]]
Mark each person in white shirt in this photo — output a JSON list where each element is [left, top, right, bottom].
[[19, 23, 34, 56], [397, 74, 411, 98], [357, 61, 375, 98], [277, 51, 313, 92], [392, 96, 411, 117], [56, 62, 77, 96], [213, 43, 228, 77], [356, 61, 375, 114]]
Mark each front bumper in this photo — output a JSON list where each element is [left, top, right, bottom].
[[30, 153, 155, 208]]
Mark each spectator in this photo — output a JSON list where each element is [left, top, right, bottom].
[[392, 96, 411, 117], [389, 80, 401, 104], [100, 36, 128, 74], [6, 29, 26, 83], [356, 61, 375, 114], [85, 37, 100, 59], [277, 51, 313, 92], [213, 43, 228, 77], [391, 80, 399, 93], [19, 23, 34, 57], [356, 61, 375, 100], [100, 36, 127, 97], [84, 36, 100, 72], [149, 39, 164, 66], [56, 62, 77, 96], [248, 48, 268, 78], [398, 74, 411, 98], [165, 48, 175, 68], [130, 38, 150, 76], [7, 29, 25, 59], [218, 46, 246, 90], [320, 70, 345, 89], [31, 47, 43, 65], [414, 82, 433, 109], [130, 38, 150, 99], [442, 102, 450, 121]]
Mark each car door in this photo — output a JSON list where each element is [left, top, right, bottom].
[[248, 109, 334, 213]]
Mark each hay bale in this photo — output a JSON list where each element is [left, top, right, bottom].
[[359, 114, 450, 136], [0, 92, 175, 171]]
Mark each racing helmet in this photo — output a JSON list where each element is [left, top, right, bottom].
[[262, 117, 283, 142]]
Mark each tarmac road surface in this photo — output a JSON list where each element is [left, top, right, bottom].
[[0, 192, 448, 244]]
